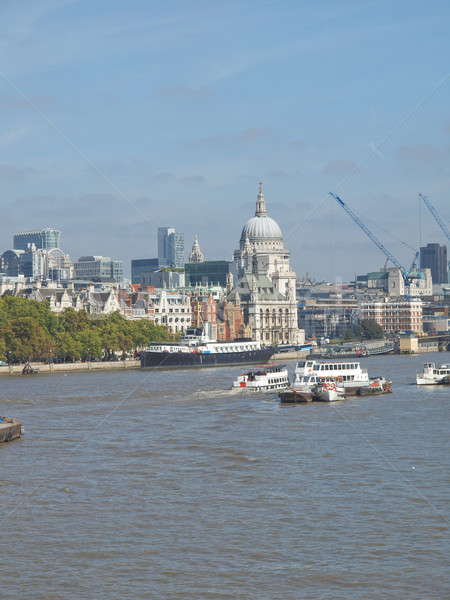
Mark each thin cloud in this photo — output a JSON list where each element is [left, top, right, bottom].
[[155, 86, 213, 99], [203, 127, 272, 148], [289, 140, 306, 152], [153, 172, 206, 184], [322, 159, 357, 175], [0, 126, 31, 150], [0, 94, 53, 109], [397, 144, 439, 162], [0, 164, 34, 180]]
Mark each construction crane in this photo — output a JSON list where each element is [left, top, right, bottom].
[[330, 193, 420, 298], [419, 193, 450, 241]]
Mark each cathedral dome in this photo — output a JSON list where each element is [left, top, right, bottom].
[[239, 183, 283, 244], [240, 215, 282, 241]]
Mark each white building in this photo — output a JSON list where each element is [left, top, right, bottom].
[[230, 184, 303, 345], [150, 289, 192, 333]]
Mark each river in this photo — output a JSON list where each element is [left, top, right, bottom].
[[1, 351, 449, 599]]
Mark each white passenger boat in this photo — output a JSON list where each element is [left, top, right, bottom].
[[294, 359, 391, 396], [232, 364, 289, 391], [416, 363, 450, 385]]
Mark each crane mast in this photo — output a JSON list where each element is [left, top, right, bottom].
[[330, 192, 419, 298], [330, 193, 409, 278], [419, 193, 450, 241]]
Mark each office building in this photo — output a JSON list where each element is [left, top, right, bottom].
[[170, 232, 185, 268], [131, 258, 160, 285], [73, 256, 123, 283], [13, 228, 61, 251], [157, 227, 175, 267], [158, 227, 184, 268], [420, 243, 448, 284], [185, 260, 231, 288]]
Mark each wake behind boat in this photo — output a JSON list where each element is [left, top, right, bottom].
[[232, 363, 289, 391], [141, 327, 276, 369]]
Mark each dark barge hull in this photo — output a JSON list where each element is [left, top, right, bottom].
[[141, 347, 276, 368], [279, 389, 313, 403]]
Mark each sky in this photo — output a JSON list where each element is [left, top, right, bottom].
[[0, 0, 449, 282]]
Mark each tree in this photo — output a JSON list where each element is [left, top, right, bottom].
[[76, 329, 103, 361], [59, 307, 89, 333], [342, 328, 357, 342], [54, 331, 82, 362], [3, 317, 53, 362], [354, 319, 385, 340]]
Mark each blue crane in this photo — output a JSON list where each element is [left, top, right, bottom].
[[419, 193, 450, 241], [330, 193, 419, 298]]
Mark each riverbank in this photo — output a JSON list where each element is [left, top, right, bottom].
[[0, 349, 311, 376], [0, 359, 141, 376]]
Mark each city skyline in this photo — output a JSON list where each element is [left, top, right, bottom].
[[0, 1, 449, 281]]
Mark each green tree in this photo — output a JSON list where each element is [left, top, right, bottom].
[[342, 328, 357, 342], [354, 319, 385, 340], [59, 307, 89, 333], [54, 331, 82, 362], [76, 329, 103, 361], [3, 317, 53, 362]]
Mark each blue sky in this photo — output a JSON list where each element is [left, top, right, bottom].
[[0, 0, 449, 281]]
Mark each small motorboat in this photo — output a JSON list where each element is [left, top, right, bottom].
[[357, 376, 392, 396], [416, 363, 450, 385], [312, 377, 346, 402], [232, 364, 290, 392], [0, 416, 24, 443]]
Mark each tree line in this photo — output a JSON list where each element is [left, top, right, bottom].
[[0, 296, 174, 363]]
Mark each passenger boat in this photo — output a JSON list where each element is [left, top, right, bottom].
[[293, 359, 391, 396], [141, 327, 276, 368], [416, 363, 450, 385], [0, 416, 24, 443], [232, 364, 289, 391]]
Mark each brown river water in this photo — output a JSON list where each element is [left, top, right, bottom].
[[1, 352, 449, 599]]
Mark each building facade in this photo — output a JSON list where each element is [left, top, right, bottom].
[[151, 290, 192, 333], [361, 298, 423, 334]]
